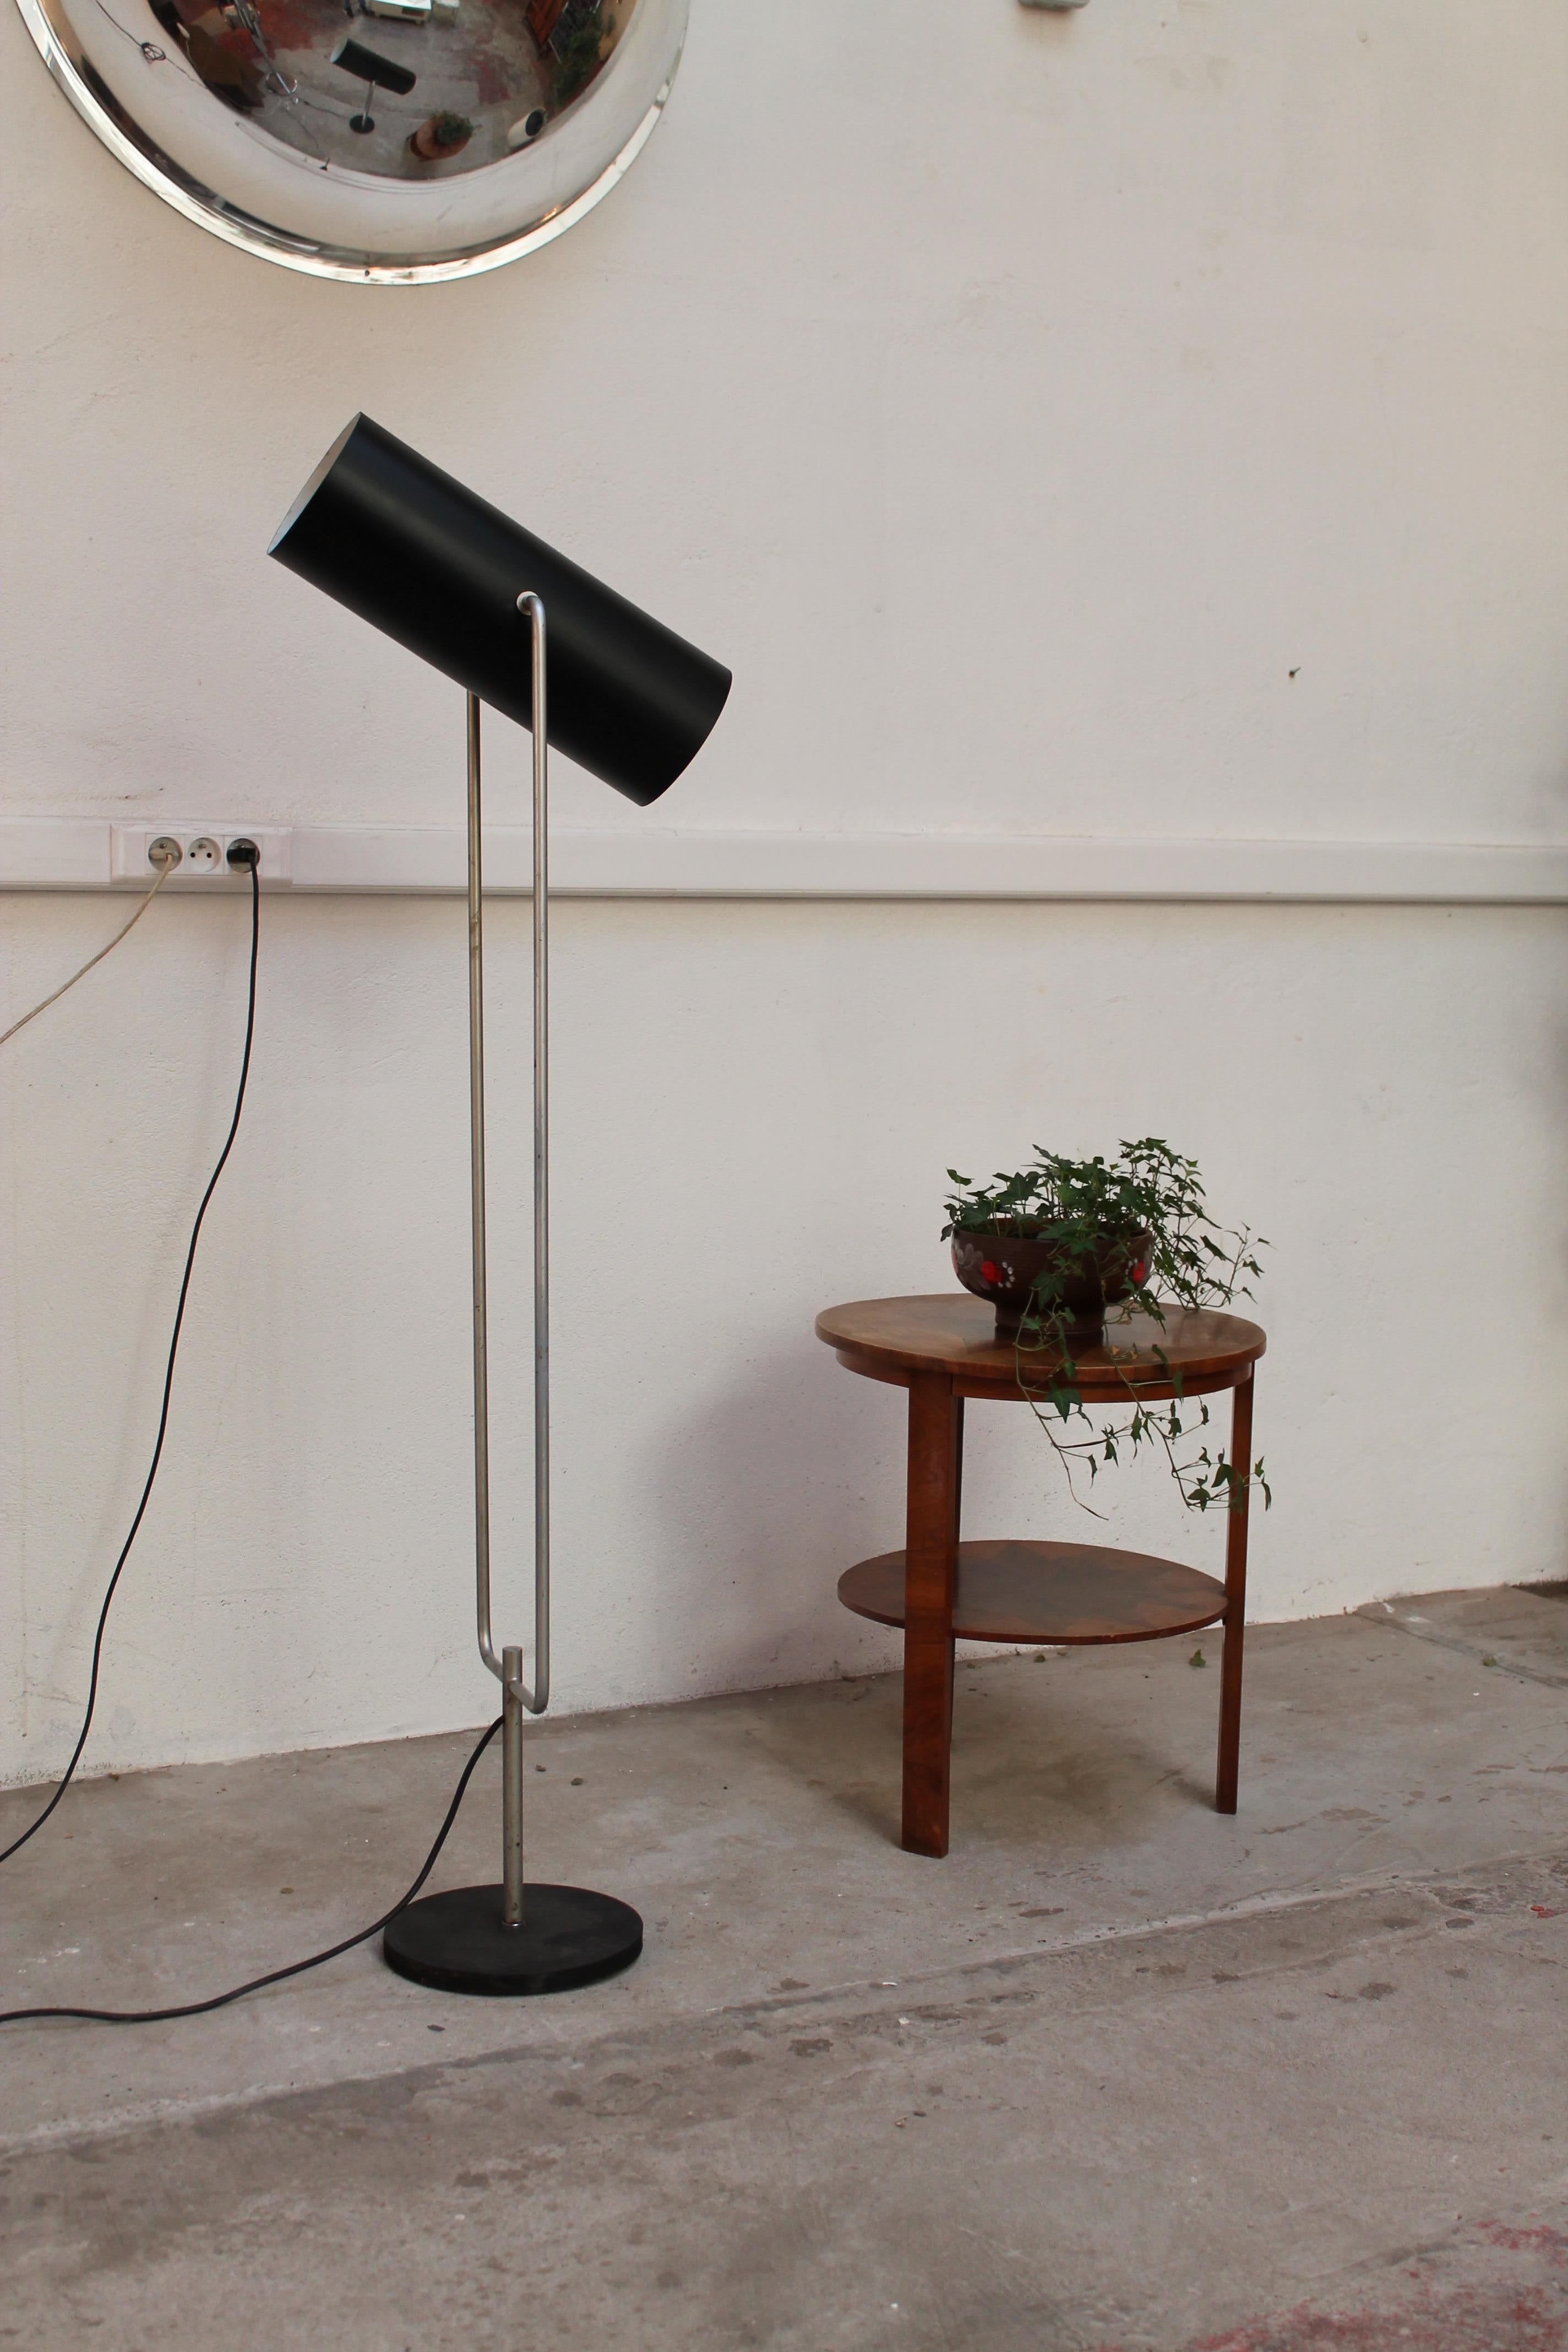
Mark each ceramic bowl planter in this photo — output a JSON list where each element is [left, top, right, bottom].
[[951, 1227, 1153, 1342]]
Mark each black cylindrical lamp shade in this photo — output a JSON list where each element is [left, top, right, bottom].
[[270, 415, 731, 807]]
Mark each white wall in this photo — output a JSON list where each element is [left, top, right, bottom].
[[2, 0, 1565, 1784]]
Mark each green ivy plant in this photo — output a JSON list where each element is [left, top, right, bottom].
[[941, 1139, 1270, 1517], [552, 14, 607, 108]]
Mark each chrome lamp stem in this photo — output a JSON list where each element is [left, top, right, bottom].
[[466, 590, 551, 1932]]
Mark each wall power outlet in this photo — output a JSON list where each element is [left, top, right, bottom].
[[111, 826, 293, 885]]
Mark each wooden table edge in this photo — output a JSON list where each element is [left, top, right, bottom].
[[826, 1337, 1262, 1402]]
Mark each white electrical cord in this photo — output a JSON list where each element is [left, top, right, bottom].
[[0, 852, 176, 1049]]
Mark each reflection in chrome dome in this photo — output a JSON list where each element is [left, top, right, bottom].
[[146, 0, 638, 179], [15, 0, 688, 277]]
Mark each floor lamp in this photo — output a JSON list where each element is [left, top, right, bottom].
[[269, 416, 731, 1995]]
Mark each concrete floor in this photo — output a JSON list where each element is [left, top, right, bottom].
[[2, 1583, 1566, 2350]]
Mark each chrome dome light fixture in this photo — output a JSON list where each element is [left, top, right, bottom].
[[13, 0, 690, 282]]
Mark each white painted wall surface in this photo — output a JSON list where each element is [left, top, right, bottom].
[[2, 0, 1565, 1783]]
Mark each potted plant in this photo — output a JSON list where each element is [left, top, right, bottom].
[[941, 1138, 1268, 1515], [410, 110, 475, 161]]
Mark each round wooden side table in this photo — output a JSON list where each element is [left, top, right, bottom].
[[814, 1294, 1266, 1858]]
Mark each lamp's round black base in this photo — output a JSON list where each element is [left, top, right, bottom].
[[382, 1883, 642, 1996]]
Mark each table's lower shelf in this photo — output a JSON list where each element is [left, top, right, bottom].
[[838, 1538, 1228, 1647]]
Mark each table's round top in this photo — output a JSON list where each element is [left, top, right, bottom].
[[815, 1293, 1264, 1400]]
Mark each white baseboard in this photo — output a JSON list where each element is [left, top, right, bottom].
[[2, 818, 1565, 903]]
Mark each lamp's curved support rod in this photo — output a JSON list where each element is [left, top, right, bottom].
[[520, 588, 551, 1720], [466, 597, 551, 1730], [468, 689, 502, 1690]]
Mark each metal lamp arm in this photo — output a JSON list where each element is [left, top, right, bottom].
[[467, 591, 550, 1719]]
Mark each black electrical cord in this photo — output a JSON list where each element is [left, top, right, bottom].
[[0, 852, 262, 1873], [2, 842, 503, 2028], [0, 1716, 501, 2026]]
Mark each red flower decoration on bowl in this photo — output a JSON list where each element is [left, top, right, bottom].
[[979, 1260, 1000, 1282]]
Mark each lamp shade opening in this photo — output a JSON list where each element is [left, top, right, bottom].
[[270, 415, 731, 807]]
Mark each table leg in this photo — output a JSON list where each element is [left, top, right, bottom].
[[902, 1373, 963, 1857], [1216, 1369, 1255, 1815]]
